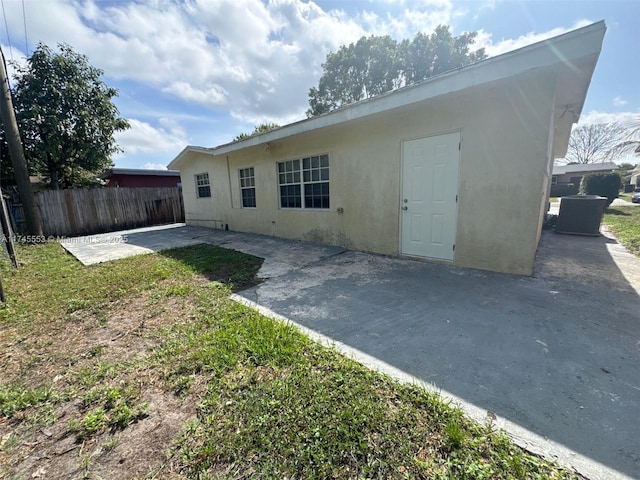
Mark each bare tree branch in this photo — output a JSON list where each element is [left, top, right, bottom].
[[564, 122, 628, 164], [613, 118, 640, 157]]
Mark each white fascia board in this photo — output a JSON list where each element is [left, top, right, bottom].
[[167, 145, 216, 170], [213, 21, 605, 156]]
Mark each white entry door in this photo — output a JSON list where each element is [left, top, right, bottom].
[[401, 132, 460, 260]]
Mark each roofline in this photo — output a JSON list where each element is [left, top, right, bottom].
[[210, 20, 605, 156], [167, 145, 215, 170], [109, 168, 180, 176], [552, 162, 618, 174]]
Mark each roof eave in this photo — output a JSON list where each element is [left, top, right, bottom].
[[167, 145, 216, 170], [109, 168, 180, 177]]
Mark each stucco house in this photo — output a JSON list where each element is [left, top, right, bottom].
[[169, 22, 605, 276], [630, 163, 640, 187], [551, 162, 617, 187]]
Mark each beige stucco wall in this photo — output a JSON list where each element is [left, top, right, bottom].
[[180, 69, 557, 275]]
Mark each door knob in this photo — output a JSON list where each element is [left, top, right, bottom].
[[402, 206, 408, 210]]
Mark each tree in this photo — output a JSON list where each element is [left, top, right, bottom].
[[400, 26, 486, 84], [613, 119, 640, 158], [563, 122, 628, 164], [234, 122, 280, 141], [307, 25, 486, 117], [10, 43, 129, 190], [616, 162, 636, 184], [0, 128, 14, 188], [307, 35, 402, 116]]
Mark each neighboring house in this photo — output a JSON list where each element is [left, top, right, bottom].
[[551, 162, 617, 187], [104, 168, 181, 188], [630, 164, 640, 186], [169, 22, 605, 276]]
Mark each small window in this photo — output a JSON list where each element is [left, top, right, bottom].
[[551, 176, 558, 186], [239, 167, 256, 208], [195, 173, 211, 198], [277, 155, 329, 209]]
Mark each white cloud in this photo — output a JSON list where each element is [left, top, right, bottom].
[[114, 118, 188, 156], [162, 82, 228, 108], [475, 19, 593, 56], [6, 0, 466, 125], [6, 0, 623, 138], [613, 96, 628, 107], [579, 110, 640, 127], [142, 162, 168, 170]]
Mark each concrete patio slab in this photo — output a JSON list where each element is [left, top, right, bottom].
[[61, 224, 640, 480], [59, 224, 201, 265], [60, 223, 346, 273]]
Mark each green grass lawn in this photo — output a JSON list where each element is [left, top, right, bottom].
[[0, 243, 583, 479], [549, 197, 559, 203], [617, 192, 636, 202], [603, 206, 640, 256]]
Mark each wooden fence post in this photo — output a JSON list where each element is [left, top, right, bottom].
[[0, 193, 17, 267]]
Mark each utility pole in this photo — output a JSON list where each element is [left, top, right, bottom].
[[0, 45, 42, 236]]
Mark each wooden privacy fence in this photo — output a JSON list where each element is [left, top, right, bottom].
[[35, 187, 185, 237]]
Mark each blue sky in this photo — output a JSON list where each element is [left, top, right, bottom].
[[1, 0, 638, 169]]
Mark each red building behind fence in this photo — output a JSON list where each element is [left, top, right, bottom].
[[104, 168, 181, 188]]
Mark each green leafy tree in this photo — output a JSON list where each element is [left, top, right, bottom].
[[616, 163, 635, 171], [307, 25, 486, 117], [11, 43, 129, 190], [307, 35, 402, 116], [616, 162, 636, 184], [234, 122, 280, 141], [0, 128, 15, 188], [401, 26, 486, 83]]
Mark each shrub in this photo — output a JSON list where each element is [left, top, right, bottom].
[[579, 172, 622, 206], [550, 183, 578, 197]]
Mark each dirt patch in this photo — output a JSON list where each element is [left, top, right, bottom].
[[1, 291, 190, 388], [4, 389, 195, 480], [0, 288, 198, 480]]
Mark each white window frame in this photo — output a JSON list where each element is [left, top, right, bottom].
[[195, 172, 211, 198], [277, 154, 329, 210], [239, 167, 256, 208]]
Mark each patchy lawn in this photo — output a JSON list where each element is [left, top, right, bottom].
[[604, 206, 640, 256], [1, 243, 584, 479], [617, 193, 633, 202]]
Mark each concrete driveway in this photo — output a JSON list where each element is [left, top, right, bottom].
[[62, 224, 640, 480], [548, 196, 639, 215]]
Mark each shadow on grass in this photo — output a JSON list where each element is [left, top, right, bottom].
[[605, 208, 632, 216], [159, 244, 264, 291]]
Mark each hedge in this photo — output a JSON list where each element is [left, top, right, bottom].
[[579, 172, 623, 206], [550, 183, 579, 197]]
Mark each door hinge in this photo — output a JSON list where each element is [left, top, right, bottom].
[[456, 194, 458, 203], [453, 244, 456, 251], [458, 141, 461, 150]]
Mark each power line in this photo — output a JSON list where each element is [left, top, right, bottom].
[[21, 0, 27, 54], [0, 0, 13, 62]]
